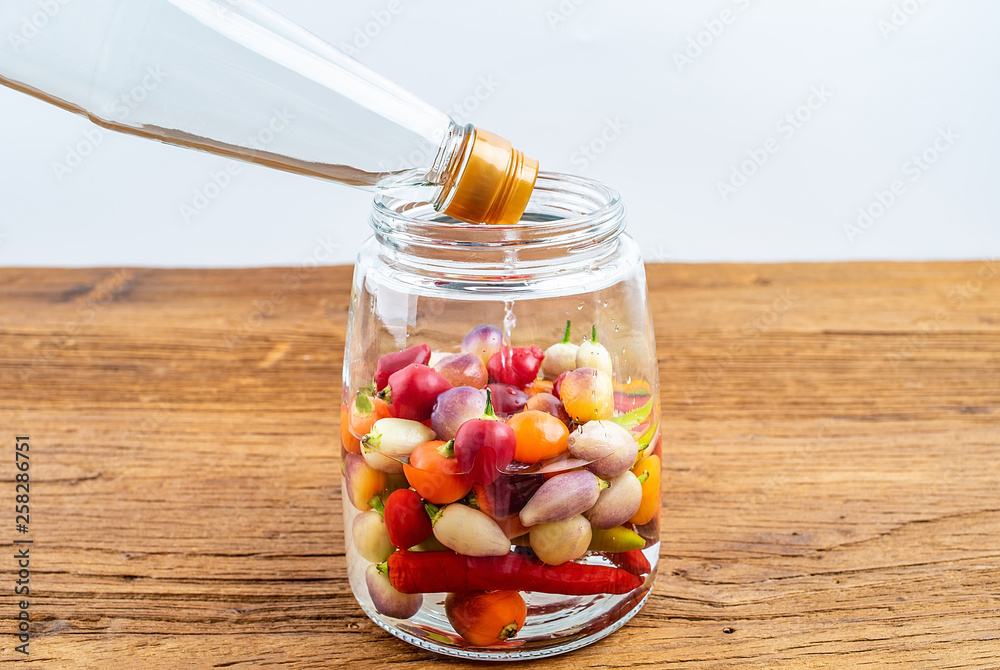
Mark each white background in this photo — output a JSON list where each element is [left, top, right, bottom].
[[1, 0, 998, 267]]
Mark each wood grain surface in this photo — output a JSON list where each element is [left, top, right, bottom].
[[1, 262, 998, 669]]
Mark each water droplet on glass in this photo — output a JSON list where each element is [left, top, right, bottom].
[[577, 302, 584, 311], [602, 300, 609, 308], [614, 325, 620, 332], [626, 375, 632, 384]]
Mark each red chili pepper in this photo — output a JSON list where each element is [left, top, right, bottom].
[[487, 346, 545, 388], [601, 549, 651, 577], [374, 344, 431, 391], [383, 489, 432, 550], [453, 390, 517, 485], [385, 550, 643, 595], [552, 371, 569, 400], [379, 364, 453, 422]]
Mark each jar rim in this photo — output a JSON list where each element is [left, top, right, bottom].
[[371, 172, 624, 245]]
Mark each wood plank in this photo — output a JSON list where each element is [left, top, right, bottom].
[[1, 262, 998, 668]]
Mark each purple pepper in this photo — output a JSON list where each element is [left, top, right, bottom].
[[519, 470, 608, 526]]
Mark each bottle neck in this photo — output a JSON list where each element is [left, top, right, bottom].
[[424, 122, 474, 206]]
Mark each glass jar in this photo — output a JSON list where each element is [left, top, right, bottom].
[[340, 173, 661, 660]]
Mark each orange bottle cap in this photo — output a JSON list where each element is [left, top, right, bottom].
[[443, 128, 539, 225]]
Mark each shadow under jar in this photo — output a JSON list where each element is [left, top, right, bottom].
[[340, 173, 661, 660]]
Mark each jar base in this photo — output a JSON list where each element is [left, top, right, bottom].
[[358, 577, 653, 661]]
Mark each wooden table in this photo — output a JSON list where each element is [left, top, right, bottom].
[[2, 262, 998, 668]]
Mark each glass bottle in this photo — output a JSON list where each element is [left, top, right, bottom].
[[0, 0, 537, 224], [341, 172, 661, 659]]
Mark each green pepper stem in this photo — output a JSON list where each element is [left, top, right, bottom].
[[466, 490, 479, 509], [368, 494, 385, 516], [591, 324, 598, 344], [361, 428, 381, 452], [354, 391, 373, 415], [597, 477, 610, 492], [498, 621, 521, 641], [561, 319, 572, 344], [637, 470, 650, 485], [483, 387, 496, 419], [424, 502, 442, 526], [376, 560, 389, 577], [436, 439, 456, 458], [375, 386, 392, 404]]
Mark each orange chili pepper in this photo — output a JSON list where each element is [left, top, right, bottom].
[[445, 590, 527, 647], [340, 403, 361, 454], [348, 391, 391, 439], [403, 440, 473, 504], [629, 453, 661, 525], [507, 410, 569, 463]]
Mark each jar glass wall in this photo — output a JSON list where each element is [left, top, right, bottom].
[[340, 173, 661, 660]]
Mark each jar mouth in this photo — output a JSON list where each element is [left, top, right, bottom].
[[371, 172, 624, 248], [368, 172, 629, 289]]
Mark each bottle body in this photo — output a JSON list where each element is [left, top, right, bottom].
[[340, 173, 661, 659], [0, 0, 535, 220]]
